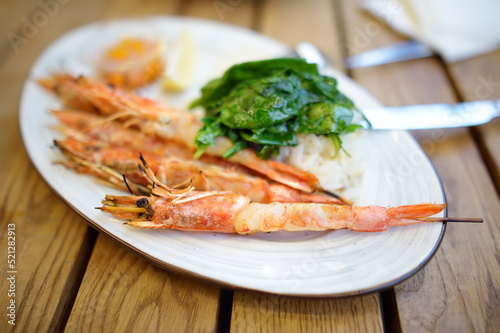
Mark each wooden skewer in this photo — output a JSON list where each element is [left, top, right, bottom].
[[321, 190, 353, 205], [421, 217, 484, 223]]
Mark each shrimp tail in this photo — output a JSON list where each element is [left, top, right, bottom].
[[387, 203, 447, 227]]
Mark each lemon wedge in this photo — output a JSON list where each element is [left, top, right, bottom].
[[162, 29, 195, 92]]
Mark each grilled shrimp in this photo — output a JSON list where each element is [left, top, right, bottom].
[[99, 155, 455, 235], [41, 74, 319, 192], [54, 137, 344, 204]]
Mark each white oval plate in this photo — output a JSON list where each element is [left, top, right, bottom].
[[20, 17, 445, 297]]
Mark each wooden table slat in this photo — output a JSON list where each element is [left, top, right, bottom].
[[394, 132, 500, 332], [340, 1, 500, 331], [230, 1, 384, 331], [183, 0, 256, 27], [0, 2, 113, 330], [64, 234, 220, 332], [231, 292, 382, 333], [0, 0, 224, 331], [0, 148, 91, 332], [260, 0, 345, 71], [54, 0, 229, 331], [447, 51, 500, 192]]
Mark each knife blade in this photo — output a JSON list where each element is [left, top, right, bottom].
[[360, 100, 500, 130], [345, 40, 434, 69], [296, 40, 434, 69]]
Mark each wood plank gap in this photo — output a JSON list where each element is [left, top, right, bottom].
[[49, 226, 98, 333], [469, 126, 500, 196], [176, 0, 191, 16], [252, 0, 265, 32], [437, 58, 466, 103], [379, 289, 402, 333], [331, 0, 351, 76], [216, 289, 234, 333]]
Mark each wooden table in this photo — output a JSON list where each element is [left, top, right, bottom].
[[1, 0, 499, 332]]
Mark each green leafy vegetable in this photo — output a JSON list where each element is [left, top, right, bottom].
[[190, 58, 359, 159]]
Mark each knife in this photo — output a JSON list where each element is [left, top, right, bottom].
[[296, 40, 434, 70], [345, 40, 434, 69], [359, 100, 500, 130]]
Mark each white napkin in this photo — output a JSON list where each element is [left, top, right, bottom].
[[361, 0, 500, 62]]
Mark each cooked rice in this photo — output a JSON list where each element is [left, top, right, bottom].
[[279, 131, 365, 201]]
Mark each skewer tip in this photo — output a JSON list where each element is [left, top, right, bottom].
[[423, 217, 484, 223]]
